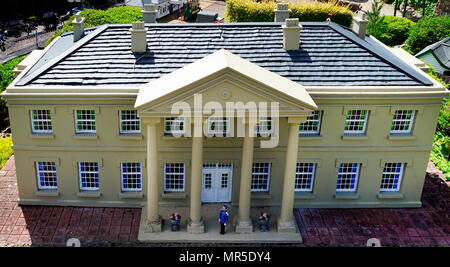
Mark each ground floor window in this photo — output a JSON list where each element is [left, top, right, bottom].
[[295, 163, 316, 192], [164, 163, 185, 192], [79, 162, 100, 190], [121, 162, 142, 191], [251, 163, 271, 192], [36, 161, 58, 190], [336, 163, 360, 192], [380, 163, 405, 192]]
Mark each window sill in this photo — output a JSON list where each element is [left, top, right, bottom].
[[341, 134, 368, 140], [162, 135, 189, 140], [162, 192, 187, 200], [77, 191, 101, 198], [334, 192, 359, 200], [119, 192, 144, 199], [34, 190, 59, 197], [118, 134, 143, 140], [377, 192, 404, 199], [72, 134, 98, 140], [295, 192, 317, 200], [29, 134, 55, 140], [387, 134, 416, 141], [299, 134, 323, 140], [251, 192, 272, 200]]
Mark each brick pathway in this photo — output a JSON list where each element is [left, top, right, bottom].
[[0, 156, 449, 246]]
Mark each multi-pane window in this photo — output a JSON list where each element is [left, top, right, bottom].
[[299, 111, 321, 135], [255, 117, 273, 137], [380, 163, 405, 192], [75, 110, 96, 134], [251, 163, 271, 192], [35, 162, 57, 190], [295, 163, 316, 192], [390, 110, 415, 134], [336, 163, 360, 192], [164, 117, 185, 136], [121, 162, 142, 191], [208, 117, 230, 137], [344, 110, 369, 134], [78, 162, 99, 190], [30, 110, 53, 133], [164, 163, 185, 192], [120, 110, 140, 134]]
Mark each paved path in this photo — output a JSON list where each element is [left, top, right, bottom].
[[0, 156, 449, 246]]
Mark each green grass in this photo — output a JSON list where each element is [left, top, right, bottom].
[[0, 137, 13, 169]]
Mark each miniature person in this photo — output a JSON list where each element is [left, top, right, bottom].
[[170, 213, 181, 231], [218, 205, 229, 235], [259, 212, 270, 232]]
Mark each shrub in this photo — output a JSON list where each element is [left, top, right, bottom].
[[0, 137, 13, 169], [406, 16, 450, 54], [46, 6, 143, 46], [225, 0, 353, 27], [367, 16, 415, 46]]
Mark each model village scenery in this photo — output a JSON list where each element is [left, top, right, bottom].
[[0, 0, 449, 248]]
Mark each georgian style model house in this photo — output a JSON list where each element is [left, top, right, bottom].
[[3, 8, 448, 234]]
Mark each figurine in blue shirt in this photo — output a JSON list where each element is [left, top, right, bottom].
[[219, 205, 229, 235]]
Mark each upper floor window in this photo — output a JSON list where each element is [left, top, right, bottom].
[[164, 163, 185, 192], [251, 163, 271, 192], [295, 163, 316, 192], [390, 110, 415, 134], [30, 110, 52, 134], [78, 162, 99, 191], [164, 117, 185, 136], [75, 110, 96, 134], [344, 110, 369, 134], [35, 161, 58, 190], [380, 163, 405, 192], [120, 110, 140, 134], [207, 117, 230, 137], [121, 162, 142, 192], [255, 117, 273, 137], [299, 110, 321, 135], [336, 163, 360, 192]]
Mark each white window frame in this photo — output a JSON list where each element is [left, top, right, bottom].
[[207, 117, 231, 137], [119, 110, 141, 134], [164, 117, 186, 136], [255, 117, 274, 137], [74, 110, 96, 134], [390, 110, 415, 134], [344, 110, 369, 134], [78, 162, 100, 191], [336, 163, 360, 192], [380, 163, 405, 192], [299, 111, 322, 135], [120, 162, 142, 192], [35, 161, 58, 190], [164, 163, 185, 192], [295, 163, 316, 192], [30, 109, 53, 134], [251, 163, 271, 192]]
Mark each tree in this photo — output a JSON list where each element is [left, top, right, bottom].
[[367, 0, 384, 22]]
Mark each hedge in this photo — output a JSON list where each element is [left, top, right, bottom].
[[0, 137, 13, 169], [367, 16, 415, 47], [46, 6, 143, 46], [406, 16, 450, 54], [225, 0, 353, 27]]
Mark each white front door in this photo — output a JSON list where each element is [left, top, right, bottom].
[[202, 163, 233, 203]]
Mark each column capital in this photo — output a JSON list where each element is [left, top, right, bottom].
[[141, 117, 161, 125]]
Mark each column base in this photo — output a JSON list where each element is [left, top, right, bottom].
[[143, 216, 162, 233], [277, 218, 298, 233], [235, 220, 253, 233], [187, 217, 205, 234]]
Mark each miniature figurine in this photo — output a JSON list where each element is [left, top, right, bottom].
[[170, 212, 181, 231], [218, 205, 229, 235], [259, 212, 270, 232]]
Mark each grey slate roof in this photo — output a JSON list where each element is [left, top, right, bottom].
[[416, 37, 450, 69], [17, 22, 433, 87]]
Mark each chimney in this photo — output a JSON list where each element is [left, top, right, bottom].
[[142, 4, 158, 24], [274, 3, 290, 22], [282, 18, 302, 51], [129, 22, 148, 53], [352, 11, 368, 39], [72, 12, 85, 42]]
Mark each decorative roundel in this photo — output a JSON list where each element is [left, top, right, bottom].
[[219, 88, 231, 100]]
